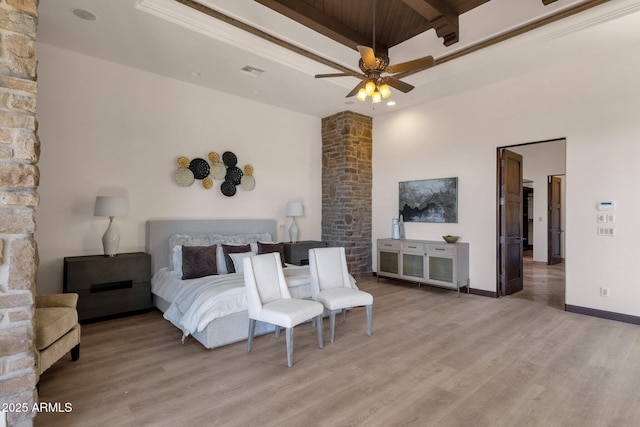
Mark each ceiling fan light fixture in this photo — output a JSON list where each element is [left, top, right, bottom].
[[379, 84, 391, 98], [356, 88, 367, 101], [365, 81, 376, 96], [372, 91, 382, 103]]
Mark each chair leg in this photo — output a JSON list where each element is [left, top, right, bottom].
[[316, 314, 323, 349], [341, 308, 347, 323], [275, 325, 281, 339], [286, 327, 294, 367], [329, 310, 336, 343], [247, 319, 257, 352], [366, 304, 373, 337], [71, 344, 80, 361]]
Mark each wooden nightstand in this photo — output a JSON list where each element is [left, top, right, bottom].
[[63, 252, 153, 323], [283, 241, 328, 266]]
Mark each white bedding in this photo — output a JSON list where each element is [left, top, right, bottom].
[[151, 264, 313, 339]]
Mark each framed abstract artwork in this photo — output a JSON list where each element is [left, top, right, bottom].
[[399, 177, 458, 223]]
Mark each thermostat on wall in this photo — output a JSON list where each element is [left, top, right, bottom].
[[597, 201, 615, 211]]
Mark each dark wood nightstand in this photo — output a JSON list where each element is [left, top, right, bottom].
[[283, 241, 328, 266], [63, 252, 153, 323]]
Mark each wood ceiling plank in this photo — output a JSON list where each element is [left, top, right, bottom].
[[255, 0, 374, 50]]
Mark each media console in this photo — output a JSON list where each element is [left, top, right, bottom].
[[377, 238, 470, 296]]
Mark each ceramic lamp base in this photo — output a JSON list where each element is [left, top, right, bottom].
[[102, 217, 120, 257], [289, 217, 299, 243]]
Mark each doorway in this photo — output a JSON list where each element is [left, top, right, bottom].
[[497, 139, 566, 299]]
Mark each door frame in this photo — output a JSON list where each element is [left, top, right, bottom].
[[496, 138, 566, 296]]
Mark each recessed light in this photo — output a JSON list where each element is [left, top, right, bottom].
[[72, 8, 97, 21], [386, 101, 396, 106]]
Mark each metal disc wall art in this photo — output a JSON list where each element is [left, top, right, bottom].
[[173, 151, 255, 196]]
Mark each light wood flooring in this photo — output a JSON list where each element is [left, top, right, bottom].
[[36, 260, 640, 426]]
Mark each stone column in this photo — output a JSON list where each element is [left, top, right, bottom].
[[321, 111, 372, 277], [0, 1, 40, 426]]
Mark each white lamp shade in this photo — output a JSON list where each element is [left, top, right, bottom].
[[94, 196, 128, 217], [285, 202, 303, 217]]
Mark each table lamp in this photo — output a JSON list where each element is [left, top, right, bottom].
[[94, 196, 128, 257], [285, 202, 304, 243]]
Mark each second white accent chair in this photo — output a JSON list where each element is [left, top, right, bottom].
[[309, 247, 373, 343], [243, 252, 324, 367]]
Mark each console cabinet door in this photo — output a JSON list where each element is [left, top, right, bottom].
[[377, 239, 400, 277]]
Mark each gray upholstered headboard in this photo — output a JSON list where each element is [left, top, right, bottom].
[[145, 219, 277, 273]]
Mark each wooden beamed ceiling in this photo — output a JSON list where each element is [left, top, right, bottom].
[[254, 0, 493, 54]]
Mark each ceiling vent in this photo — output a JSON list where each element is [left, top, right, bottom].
[[240, 65, 266, 77]]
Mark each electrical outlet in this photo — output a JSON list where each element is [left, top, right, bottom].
[[600, 287, 610, 297]]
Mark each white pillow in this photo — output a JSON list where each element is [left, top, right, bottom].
[[170, 245, 182, 275], [228, 251, 255, 274], [216, 245, 228, 275]]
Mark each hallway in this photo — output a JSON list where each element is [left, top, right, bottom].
[[515, 254, 565, 310]]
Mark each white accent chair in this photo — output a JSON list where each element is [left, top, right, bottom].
[[243, 252, 324, 367], [309, 247, 373, 343]]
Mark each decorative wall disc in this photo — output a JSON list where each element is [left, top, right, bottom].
[[210, 163, 226, 180], [225, 166, 243, 185], [241, 175, 255, 191], [202, 177, 213, 189], [175, 167, 195, 186], [189, 158, 210, 179], [221, 181, 236, 197], [222, 151, 237, 167], [177, 156, 190, 168]]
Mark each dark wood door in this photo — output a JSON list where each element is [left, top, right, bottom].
[[499, 149, 524, 295], [548, 175, 563, 265]]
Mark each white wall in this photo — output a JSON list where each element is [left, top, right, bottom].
[[373, 43, 640, 317], [35, 44, 322, 294]]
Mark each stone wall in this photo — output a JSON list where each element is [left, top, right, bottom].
[[0, 0, 39, 426], [321, 111, 372, 277]]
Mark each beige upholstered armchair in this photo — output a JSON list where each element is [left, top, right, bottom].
[[34, 293, 81, 377]]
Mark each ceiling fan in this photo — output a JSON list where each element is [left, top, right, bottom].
[[314, 1, 435, 103]]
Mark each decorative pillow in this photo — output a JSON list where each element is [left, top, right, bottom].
[[168, 234, 213, 270], [181, 245, 217, 280], [222, 244, 251, 274], [257, 242, 286, 268], [216, 245, 228, 275], [171, 245, 183, 276], [229, 251, 256, 274]]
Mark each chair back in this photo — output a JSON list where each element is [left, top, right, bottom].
[[309, 247, 351, 295], [244, 253, 291, 318]]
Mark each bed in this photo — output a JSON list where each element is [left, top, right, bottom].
[[145, 218, 314, 349]]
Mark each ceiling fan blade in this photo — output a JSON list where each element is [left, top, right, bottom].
[[382, 76, 414, 93], [315, 73, 357, 78], [357, 45, 377, 69], [386, 56, 435, 74], [346, 81, 366, 98]]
